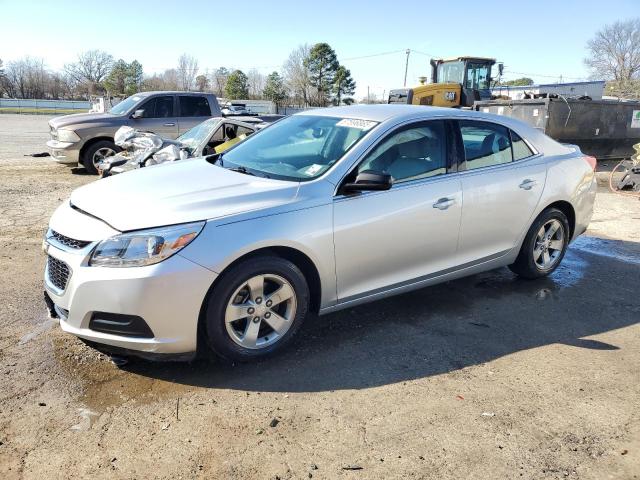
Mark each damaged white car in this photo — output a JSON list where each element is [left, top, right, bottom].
[[98, 117, 264, 176]]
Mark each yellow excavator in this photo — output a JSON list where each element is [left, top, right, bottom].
[[388, 56, 503, 108]]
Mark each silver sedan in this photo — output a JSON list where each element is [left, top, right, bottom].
[[43, 105, 597, 362]]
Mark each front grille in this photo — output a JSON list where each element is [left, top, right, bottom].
[[47, 255, 70, 291], [50, 230, 91, 249]]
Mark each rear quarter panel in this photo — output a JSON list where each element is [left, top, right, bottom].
[[524, 152, 596, 246]]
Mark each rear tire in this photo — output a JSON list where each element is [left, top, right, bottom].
[[509, 208, 570, 279], [204, 256, 310, 362], [82, 140, 118, 175]]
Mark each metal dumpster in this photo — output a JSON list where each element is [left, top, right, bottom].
[[474, 98, 640, 160]]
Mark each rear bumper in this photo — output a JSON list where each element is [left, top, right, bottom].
[[46, 139, 81, 164], [572, 173, 598, 242]]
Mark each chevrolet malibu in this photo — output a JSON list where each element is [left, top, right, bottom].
[[43, 105, 597, 362]]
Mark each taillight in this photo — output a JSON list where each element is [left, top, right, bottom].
[[583, 155, 597, 171]]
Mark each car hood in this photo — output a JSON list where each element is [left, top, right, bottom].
[[70, 158, 300, 231], [49, 112, 125, 129]]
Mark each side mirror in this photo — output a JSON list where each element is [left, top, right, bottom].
[[131, 109, 145, 119], [342, 170, 392, 193]]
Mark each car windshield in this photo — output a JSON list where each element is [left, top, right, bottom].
[[218, 115, 377, 181], [109, 95, 143, 115], [178, 118, 219, 152]]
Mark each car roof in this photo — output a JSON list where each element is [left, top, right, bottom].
[[295, 104, 500, 123], [134, 91, 215, 97], [295, 104, 565, 155]]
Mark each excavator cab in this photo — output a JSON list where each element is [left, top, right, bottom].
[[388, 56, 499, 108]]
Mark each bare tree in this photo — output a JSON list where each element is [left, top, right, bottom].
[[585, 18, 640, 99], [283, 44, 314, 106], [142, 69, 179, 91], [246, 68, 266, 98], [212, 67, 230, 97], [64, 50, 114, 94], [177, 54, 199, 91], [1, 57, 49, 99]]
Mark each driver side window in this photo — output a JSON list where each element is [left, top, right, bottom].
[[357, 121, 447, 183]]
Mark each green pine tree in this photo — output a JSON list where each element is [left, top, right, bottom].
[[305, 43, 339, 106], [225, 70, 249, 99]]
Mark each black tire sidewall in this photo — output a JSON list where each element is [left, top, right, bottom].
[[204, 256, 310, 362], [83, 140, 118, 175], [516, 208, 570, 278]]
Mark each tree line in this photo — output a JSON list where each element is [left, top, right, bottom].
[[0, 43, 356, 106]]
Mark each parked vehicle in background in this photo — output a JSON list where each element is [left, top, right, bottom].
[[99, 117, 263, 177], [46, 91, 222, 174], [221, 102, 249, 115], [43, 105, 596, 362]]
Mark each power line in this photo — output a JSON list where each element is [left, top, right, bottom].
[[342, 49, 407, 61], [506, 70, 587, 81]]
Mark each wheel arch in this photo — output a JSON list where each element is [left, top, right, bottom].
[[79, 136, 116, 163], [195, 245, 323, 356], [542, 200, 576, 239]]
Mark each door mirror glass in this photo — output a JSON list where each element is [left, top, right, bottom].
[[131, 109, 145, 119], [343, 170, 392, 193]]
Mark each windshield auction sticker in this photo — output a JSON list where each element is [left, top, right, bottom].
[[336, 119, 377, 130]]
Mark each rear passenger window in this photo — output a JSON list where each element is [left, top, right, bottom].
[[511, 131, 534, 160], [357, 121, 447, 183], [459, 121, 512, 170], [179, 96, 211, 117]]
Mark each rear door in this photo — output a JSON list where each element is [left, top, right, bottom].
[[454, 120, 547, 264], [131, 95, 178, 138], [177, 95, 213, 134]]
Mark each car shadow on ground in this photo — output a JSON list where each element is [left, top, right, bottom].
[[121, 237, 640, 393]]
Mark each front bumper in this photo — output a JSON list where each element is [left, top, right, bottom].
[[43, 225, 217, 355], [46, 139, 81, 165]]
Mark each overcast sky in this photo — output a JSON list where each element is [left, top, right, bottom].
[[1, 0, 638, 99]]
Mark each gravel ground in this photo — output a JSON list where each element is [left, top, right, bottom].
[[0, 114, 639, 479]]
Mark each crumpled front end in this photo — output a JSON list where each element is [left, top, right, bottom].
[[99, 126, 188, 177]]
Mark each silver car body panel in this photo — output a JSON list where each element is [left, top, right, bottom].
[[45, 105, 596, 353]]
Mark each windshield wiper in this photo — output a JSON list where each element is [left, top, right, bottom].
[[228, 166, 256, 176]]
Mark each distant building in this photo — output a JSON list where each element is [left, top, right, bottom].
[[492, 80, 605, 100]]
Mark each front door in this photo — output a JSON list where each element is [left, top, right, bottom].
[[333, 120, 462, 303], [131, 95, 178, 138]]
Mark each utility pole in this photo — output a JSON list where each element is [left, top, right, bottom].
[[404, 49, 411, 87], [367, 85, 370, 104]]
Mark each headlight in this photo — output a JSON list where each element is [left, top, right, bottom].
[[57, 129, 81, 143], [89, 221, 205, 267]]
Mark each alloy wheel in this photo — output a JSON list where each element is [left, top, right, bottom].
[[224, 274, 297, 349], [92, 147, 116, 168], [533, 219, 565, 270]]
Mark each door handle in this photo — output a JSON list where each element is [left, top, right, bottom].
[[433, 197, 455, 210], [163, 122, 176, 126], [519, 179, 537, 190]]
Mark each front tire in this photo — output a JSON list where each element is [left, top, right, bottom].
[[204, 256, 310, 362], [509, 208, 570, 279], [82, 140, 118, 174]]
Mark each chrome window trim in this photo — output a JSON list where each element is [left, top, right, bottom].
[[332, 117, 452, 197]]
